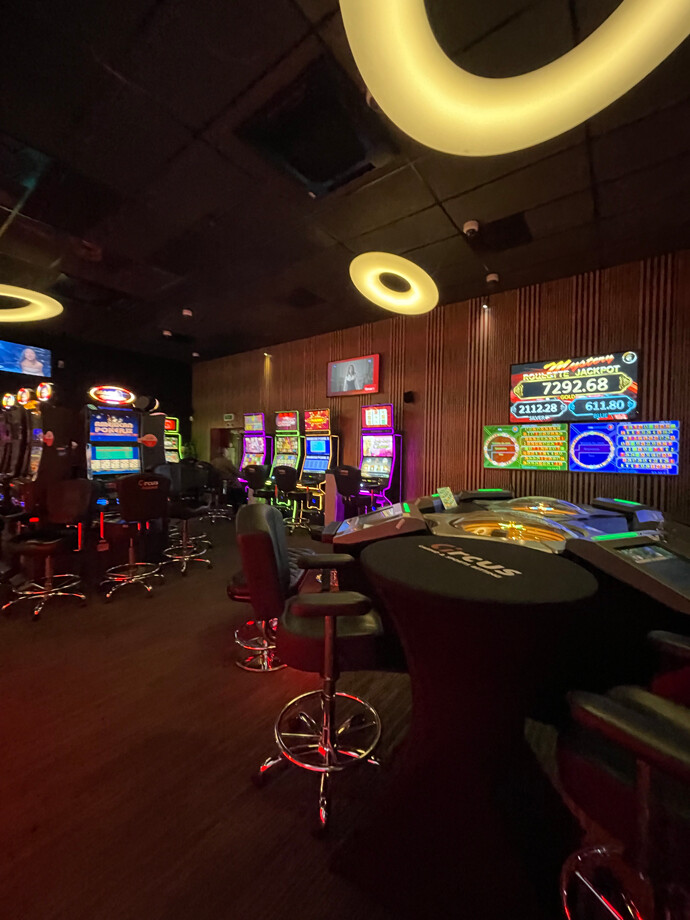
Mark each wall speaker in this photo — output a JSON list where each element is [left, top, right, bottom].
[[403, 391, 415, 403]]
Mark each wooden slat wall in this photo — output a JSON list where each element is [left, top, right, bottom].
[[193, 249, 690, 520]]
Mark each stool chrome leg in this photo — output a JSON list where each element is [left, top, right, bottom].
[[234, 618, 285, 672], [163, 519, 212, 575]]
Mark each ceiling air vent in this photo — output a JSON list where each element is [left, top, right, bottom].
[[237, 56, 396, 197], [469, 213, 533, 252]]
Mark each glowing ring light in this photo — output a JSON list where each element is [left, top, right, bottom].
[[349, 252, 438, 314], [0, 285, 63, 322], [339, 0, 690, 156]]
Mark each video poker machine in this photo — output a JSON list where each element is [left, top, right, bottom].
[[300, 408, 338, 490], [164, 416, 182, 463], [240, 412, 272, 472], [84, 386, 165, 496], [360, 404, 402, 504], [270, 410, 302, 474]]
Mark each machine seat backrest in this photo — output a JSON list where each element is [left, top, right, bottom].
[[236, 503, 292, 622], [273, 465, 299, 493], [47, 479, 94, 524], [116, 473, 170, 522], [333, 465, 363, 498], [243, 464, 271, 491]]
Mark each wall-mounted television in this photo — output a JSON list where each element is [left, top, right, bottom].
[[569, 421, 679, 475], [328, 354, 379, 397], [0, 339, 52, 377], [510, 350, 639, 423]]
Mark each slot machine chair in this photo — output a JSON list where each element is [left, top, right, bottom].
[[101, 472, 170, 600], [201, 464, 235, 524], [242, 464, 271, 503], [558, 680, 690, 920], [3, 479, 93, 620], [162, 462, 213, 575], [244, 541, 384, 831], [272, 465, 310, 532], [332, 465, 375, 519]]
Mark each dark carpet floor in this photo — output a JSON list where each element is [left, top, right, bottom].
[[0, 520, 412, 920]]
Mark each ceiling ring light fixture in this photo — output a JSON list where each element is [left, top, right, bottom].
[[0, 285, 63, 322], [349, 252, 439, 315], [339, 0, 690, 156]]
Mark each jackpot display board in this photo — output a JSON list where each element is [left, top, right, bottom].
[[510, 351, 639, 423], [569, 421, 680, 475], [304, 409, 330, 432], [483, 424, 568, 471]]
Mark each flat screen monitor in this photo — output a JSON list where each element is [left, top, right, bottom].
[[89, 410, 140, 443], [304, 409, 331, 433], [0, 339, 52, 377], [328, 355, 379, 397], [242, 452, 264, 468], [510, 350, 639, 423], [89, 444, 141, 475], [361, 456, 392, 478], [569, 421, 679, 475], [362, 404, 393, 429], [244, 413, 264, 432], [275, 435, 299, 453], [362, 434, 394, 458], [303, 435, 329, 473], [274, 454, 299, 469], [275, 410, 298, 431], [483, 424, 568, 471], [244, 435, 265, 453]]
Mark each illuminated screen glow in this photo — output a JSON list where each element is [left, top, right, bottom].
[[89, 410, 139, 443], [244, 436, 264, 453], [327, 356, 379, 398], [90, 444, 140, 475], [275, 411, 298, 431], [362, 404, 393, 429], [483, 424, 569, 471], [306, 438, 328, 455], [275, 435, 299, 453], [244, 413, 264, 432], [274, 454, 299, 468], [569, 421, 680, 474], [363, 435, 394, 458], [362, 456, 393, 478], [339, 0, 690, 156], [164, 417, 179, 432], [0, 338, 52, 377], [304, 409, 331, 432], [511, 351, 639, 423]]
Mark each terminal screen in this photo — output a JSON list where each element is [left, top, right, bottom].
[[275, 435, 299, 454], [244, 413, 264, 432], [363, 434, 394, 458], [306, 437, 328, 454], [511, 351, 639, 422], [275, 411, 298, 431], [89, 410, 139, 443], [244, 436, 264, 454], [618, 545, 677, 564], [305, 410, 330, 433], [90, 444, 140, 475], [362, 405, 392, 429], [569, 421, 679, 474], [242, 453, 264, 467], [303, 457, 329, 473], [274, 453, 299, 469], [483, 424, 568, 471], [361, 457, 392, 478]]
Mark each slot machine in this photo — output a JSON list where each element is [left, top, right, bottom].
[[299, 409, 339, 508], [360, 404, 402, 505], [270, 410, 302, 474], [240, 412, 272, 472], [163, 416, 182, 463], [84, 386, 144, 505]]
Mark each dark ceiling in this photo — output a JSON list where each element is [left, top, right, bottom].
[[1, 0, 690, 361]]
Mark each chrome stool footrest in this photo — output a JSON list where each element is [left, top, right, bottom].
[[100, 562, 162, 601], [234, 618, 285, 671], [3, 573, 86, 619], [274, 690, 381, 773]]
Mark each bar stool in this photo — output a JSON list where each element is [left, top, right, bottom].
[[253, 553, 383, 831], [202, 465, 234, 524], [332, 465, 372, 519], [271, 465, 305, 531], [164, 499, 212, 575], [2, 479, 93, 620], [100, 472, 169, 601]]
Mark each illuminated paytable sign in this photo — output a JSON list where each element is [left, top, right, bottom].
[[510, 351, 639, 423], [89, 410, 138, 442], [483, 424, 568, 471], [569, 421, 680, 475]]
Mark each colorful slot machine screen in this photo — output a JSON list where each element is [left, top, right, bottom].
[[275, 411, 298, 431], [90, 444, 141, 475], [363, 435, 394, 457], [164, 417, 179, 432], [244, 413, 264, 432], [569, 421, 679, 474], [510, 351, 639, 423], [362, 405, 393, 429], [483, 424, 568, 471], [304, 409, 330, 432], [245, 436, 264, 453], [275, 435, 299, 453], [89, 410, 139, 443]]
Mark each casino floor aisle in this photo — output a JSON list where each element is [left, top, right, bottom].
[[0, 521, 411, 920]]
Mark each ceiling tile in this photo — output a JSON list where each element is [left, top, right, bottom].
[[598, 153, 690, 219], [526, 190, 595, 239], [292, 0, 338, 24], [426, 0, 538, 60], [345, 206, 458, 255], [315, 166, 436, 240], [443, 145, 591, 227]]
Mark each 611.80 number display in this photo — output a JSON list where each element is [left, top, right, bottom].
[[510, 351, 639, 423]]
